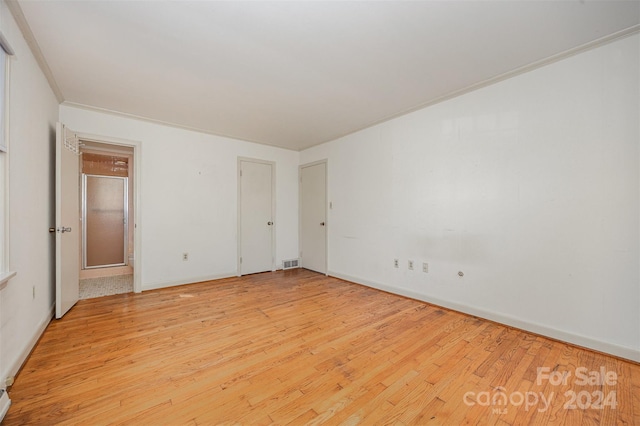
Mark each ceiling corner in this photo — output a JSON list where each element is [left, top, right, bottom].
[[6, 0, 64, 103]]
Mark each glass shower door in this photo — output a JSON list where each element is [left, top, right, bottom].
[[82, 174, 128, 269]]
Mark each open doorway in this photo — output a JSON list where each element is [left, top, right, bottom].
[[79, 141, 135, 299]]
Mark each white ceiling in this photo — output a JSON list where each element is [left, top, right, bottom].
[[15, 1, 640, 151]]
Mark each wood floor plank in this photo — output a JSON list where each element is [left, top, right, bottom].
[[3, 269, 639, 425]]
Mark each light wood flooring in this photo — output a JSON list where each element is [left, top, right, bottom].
[[4, 269, 639, 425]]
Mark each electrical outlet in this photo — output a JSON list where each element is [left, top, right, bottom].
[[182, 252, 189, 261], [423, 262, 428, 273], [393, 259, 399, 268], [408, 260, 414, 270]]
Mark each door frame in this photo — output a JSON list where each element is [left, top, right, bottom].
[[299, 159, 328, 275], [76, 132, 142, 293], [237, 157, 276, 276]]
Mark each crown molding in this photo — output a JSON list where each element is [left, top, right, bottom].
[[5, 0, 63, 103], [61, 101, 299, 152], [306, 24, 640, 150]]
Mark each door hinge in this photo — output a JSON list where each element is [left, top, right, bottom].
[[240, 170, 243, 177], [240, 257, 242, 264]]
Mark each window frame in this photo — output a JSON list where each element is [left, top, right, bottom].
[[0, 32, 16, 288]]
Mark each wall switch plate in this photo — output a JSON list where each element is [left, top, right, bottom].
[[423, 262, 428, 273], [408, 260, 414, 270]]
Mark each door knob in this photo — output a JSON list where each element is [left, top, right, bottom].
[[320, 222, 325, 226], [267, 221, 273, 226]]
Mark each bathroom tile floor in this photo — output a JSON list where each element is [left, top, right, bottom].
[[79, 274, 133, 299]]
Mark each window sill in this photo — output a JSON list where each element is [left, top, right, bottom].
[[0, 270, 16, 291]]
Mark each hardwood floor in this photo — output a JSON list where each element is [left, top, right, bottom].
[[4, 269, 639, 425]]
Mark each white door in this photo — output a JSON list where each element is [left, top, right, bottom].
[[55, 123, 80, 318], [300, 161, 327, 274], [239, 160, 274, 275]]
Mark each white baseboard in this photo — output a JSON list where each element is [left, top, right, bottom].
[[2, 304, 55, 385], [142, 272, 237, 291], [329, 271, 640, 363], [0, 389, 10, 422], [0, 303, 54, 420]]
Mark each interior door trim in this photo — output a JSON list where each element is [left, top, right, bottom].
[[75, 132, 142, 293]]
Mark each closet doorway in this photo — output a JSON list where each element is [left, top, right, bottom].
[[79, 143, 135, 299]]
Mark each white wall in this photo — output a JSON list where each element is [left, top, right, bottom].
[[60, 105, 299, 290], [301, 34, 640, 361], [0, 0, 60, 387], [0, 3, 636, 397]]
